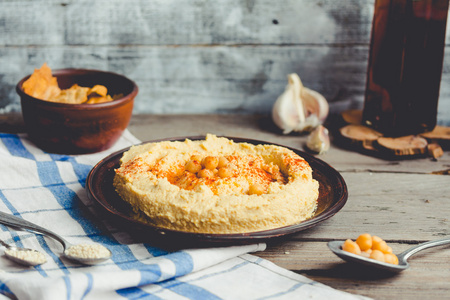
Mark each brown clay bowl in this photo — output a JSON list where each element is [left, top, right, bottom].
[[16, 68, 138, 154]]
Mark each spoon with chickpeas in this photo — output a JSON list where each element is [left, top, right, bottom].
[[328, 234, 450, 272]]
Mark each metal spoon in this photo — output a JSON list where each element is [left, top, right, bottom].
[[0, 211, 112, 265], [0, 239, 47, 266], [328, 237, 450, 273]]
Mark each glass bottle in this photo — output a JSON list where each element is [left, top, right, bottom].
[[363, 0, 449, 136]]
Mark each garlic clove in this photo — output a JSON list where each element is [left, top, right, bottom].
[[272, 87, 300, 134], [272, 73, 329, 134], [272, 74, 305, 134], [306, 125, 330, 154], [302, 88, 329, 123]]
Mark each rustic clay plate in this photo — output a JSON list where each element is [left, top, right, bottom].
[[86, 136, 348, 246]]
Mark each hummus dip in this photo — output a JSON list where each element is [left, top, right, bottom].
[[113, 134, 319, 234]]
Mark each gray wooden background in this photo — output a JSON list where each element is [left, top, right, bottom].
[[1, 0, 450, 125]]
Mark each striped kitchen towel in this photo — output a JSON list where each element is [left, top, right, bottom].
[[0, 131, 369, 300]]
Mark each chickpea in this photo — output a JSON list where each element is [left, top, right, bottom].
[[372, 235, 383, 244], [185, 160, 202, 173], [218, 156, 229, 168], [356, 233, 372, 251], [342, 239, 361, 255], [248, 183, 265, 195], [218, 167, 232, 178], [372, 238, 389, 253], [202, 156, 219, 170], [191, 155, 202, 162], [384, 253, 399, 265], [343, 234, 398, 265], [360, 251, 371, 258], [197, 169, 214, 179], [369, 250, 385, 262]]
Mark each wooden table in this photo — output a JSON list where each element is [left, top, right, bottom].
[[2, 113, 449, 299], [127, 114, 450, 300]]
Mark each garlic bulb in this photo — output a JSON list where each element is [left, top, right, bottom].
[[272, 73, 329, 134], [306, 125, 330, 154]]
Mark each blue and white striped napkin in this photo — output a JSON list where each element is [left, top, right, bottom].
[[0, 131, 369, 300]]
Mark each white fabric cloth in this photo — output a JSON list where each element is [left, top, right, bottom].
[[0, 131, 369, 300]]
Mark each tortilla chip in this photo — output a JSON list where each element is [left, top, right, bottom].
[[50, 84, 89, 104], [22, 63, 61, 100], [88, 85, 108, 97], [22, 63, 116, 104], [86, 95, 114, 104]]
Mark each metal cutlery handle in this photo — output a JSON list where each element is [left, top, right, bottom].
[[0, 239, 12, 249], [0, 211, 69, 249], [398, 237, 450, 261]]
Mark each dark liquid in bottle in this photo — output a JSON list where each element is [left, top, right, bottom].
[[363, 0, 449, 136]]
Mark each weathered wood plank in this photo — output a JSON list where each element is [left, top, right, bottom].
[[125, 114, 450, 244], [2, 113, 449, 299], [257, 240, 450, 300], [1, 0, 450, 124], [0, 0, 374, 46], [1, 45, 450, 125], [291, 171, 450, 241], [0, 45, 369, 113], [126, 113, 450, 300], [125, 114, 450, 174]]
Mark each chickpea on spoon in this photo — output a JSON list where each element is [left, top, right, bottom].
[[328, 234, 450, 272]]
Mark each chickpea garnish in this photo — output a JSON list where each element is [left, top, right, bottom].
[[185, 160, 202, 173], [202, 156, 219, 170], [197, 169, 214, 179], [218, 156, 229, 168], [190, 155, 202, 162], [248, 183, 265, 195], [185, 155, 234, 179], [218, 167, 232, 178]]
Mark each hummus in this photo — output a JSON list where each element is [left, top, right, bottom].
[[113, 134, 319, 234]]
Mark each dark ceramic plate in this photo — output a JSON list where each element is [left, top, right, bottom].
[[86, 136, 348, 246]]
